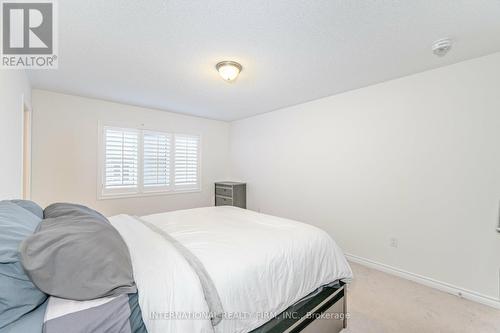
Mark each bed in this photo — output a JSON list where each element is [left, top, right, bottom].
[[109, 206, 352, 333], [2, 201, 352, 333]]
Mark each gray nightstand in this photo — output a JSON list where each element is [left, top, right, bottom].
[[215, 182, 246, 209]]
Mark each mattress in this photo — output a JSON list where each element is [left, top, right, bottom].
[[109, 206, 353, 333], [41, 282, 343, 333]]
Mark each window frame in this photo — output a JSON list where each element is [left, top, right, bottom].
[[97, 122, 201, 200]]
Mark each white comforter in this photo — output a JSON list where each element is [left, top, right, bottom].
[[110, 206, 352, 333]]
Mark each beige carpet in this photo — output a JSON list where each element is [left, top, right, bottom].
[[343, 262, 500, 333]]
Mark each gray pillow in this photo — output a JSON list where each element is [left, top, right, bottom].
[[0, 201, 47, 329], [44, 202, 108, 225], [20, 207, 136, 301]]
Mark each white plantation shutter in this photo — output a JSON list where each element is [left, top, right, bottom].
[[103, 127, 139, 191], [143, 131, 171, 189], [174, 134, 200, 189], [100, 125, 201, 197]]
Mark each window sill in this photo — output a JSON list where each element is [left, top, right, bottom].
[[98, 188, 202, 200]]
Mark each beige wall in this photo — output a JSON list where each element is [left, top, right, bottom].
[[0, 70, 31, 199], [31, 90, 230, 216], [230, 52, 500, 302]]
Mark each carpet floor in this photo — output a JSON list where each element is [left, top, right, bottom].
[[343, 262, 500, 333]]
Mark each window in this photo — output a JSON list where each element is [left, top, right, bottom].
[[103, 127, 139, 194], [100, 125, 200, 198], [143, 131, 171, 190], [174, 134, 200, 189]]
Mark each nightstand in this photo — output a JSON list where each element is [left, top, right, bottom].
[[215, 182, 246, 209]]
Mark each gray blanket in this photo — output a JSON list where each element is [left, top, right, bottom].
[[42, 293, 147, 333]]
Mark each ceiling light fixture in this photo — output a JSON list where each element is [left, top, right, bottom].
[[216, 61, 242, 82], [432, 38, 452, 57]]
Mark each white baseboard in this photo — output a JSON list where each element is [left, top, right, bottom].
[[345, 253, 500, 310]]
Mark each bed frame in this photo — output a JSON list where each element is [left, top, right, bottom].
[[250, 282, 347, 333], [293, 284, 347, 333]]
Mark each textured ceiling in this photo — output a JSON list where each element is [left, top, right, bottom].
[[28, 0, 500, 121]]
